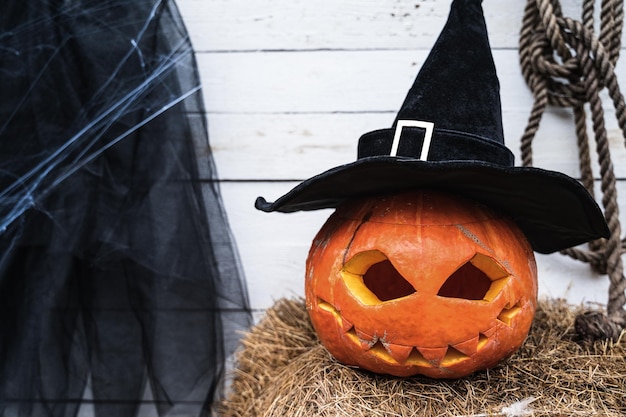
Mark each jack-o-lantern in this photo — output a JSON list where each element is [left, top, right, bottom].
[[305, 190, 538, 378], [255, 0, 608, 378]]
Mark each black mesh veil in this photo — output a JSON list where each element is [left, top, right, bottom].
[[0, 1, 252, 416]]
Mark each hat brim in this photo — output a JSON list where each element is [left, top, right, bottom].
[[255, 157, 609, 254]]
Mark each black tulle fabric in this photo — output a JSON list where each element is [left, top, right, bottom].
[[0, 1, 251, 416]]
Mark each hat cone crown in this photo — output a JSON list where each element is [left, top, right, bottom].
[[394, 0, 504, 145]]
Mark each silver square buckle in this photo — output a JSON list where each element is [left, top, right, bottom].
[[390, 120, 435, 161]]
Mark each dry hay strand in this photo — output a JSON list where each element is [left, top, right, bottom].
[[217, 298, 626, 417]]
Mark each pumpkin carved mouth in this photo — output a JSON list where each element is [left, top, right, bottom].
[[315, 251, 523, 368], [317, 297, 522, 367]]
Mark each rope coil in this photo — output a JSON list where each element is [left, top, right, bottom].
[[518, 0, 626, 339]]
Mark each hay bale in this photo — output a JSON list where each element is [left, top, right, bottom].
[[217, 298, 626, 417]]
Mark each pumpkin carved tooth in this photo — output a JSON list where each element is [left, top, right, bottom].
[[356, 329, 377, 350], [498, 301, 522, 326], [415, 346, 449, 366], [317, 299, 337, 314], [481, 325, 497, 339], [451, 335, 480, 357], [443, 346, 471, 365], [386, 343, 414, 364], [494, 319, 511, 333], [341, 316, 354, 333], [370, 341, 390, 356]]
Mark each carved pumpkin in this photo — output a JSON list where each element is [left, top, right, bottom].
[[305, 190, 538, 378]]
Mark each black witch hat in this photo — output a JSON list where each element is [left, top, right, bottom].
[[255, 0, 609, 254]]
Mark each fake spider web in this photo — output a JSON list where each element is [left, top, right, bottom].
[[0, 1, 251, 416]]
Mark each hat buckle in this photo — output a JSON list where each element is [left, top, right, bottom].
[[391, 120, 435, 160]]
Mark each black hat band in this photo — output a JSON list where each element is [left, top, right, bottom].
[[357, 122, 514, 166]]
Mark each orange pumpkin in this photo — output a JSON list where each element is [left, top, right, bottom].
[[305, 190, 538, 378]]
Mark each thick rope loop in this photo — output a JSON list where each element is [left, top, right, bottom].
[[519, 0, 626, 339], [521, 14, 621, 109]]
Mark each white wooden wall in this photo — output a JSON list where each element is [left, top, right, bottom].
[[177, 0, 626, 313]]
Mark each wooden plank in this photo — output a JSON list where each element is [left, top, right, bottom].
[[177, 0, 625, 51], [207, 110, 626, 180], [197, 50, 624, 129], [198, 49, 538, 113], [219, 181, 621, 310]]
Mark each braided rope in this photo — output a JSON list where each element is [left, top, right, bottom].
[[518, 0, 626, 339]]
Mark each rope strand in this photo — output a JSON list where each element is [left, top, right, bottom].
[[518, 0, 626, 338]]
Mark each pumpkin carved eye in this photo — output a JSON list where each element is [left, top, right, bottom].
[[341, 251, 416, 304], [437, 253, 510, 302], [363, 259, 416, 301]]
